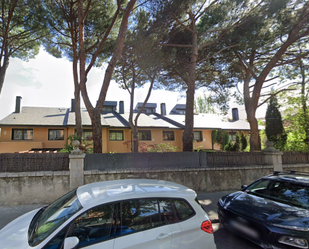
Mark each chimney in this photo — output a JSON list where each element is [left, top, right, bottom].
[[119, 101, 124, 114], [15, 96, 22, 113], [160, 103, 166, 115], [232, 108, 239, 121], [71, 99, 75, 112]]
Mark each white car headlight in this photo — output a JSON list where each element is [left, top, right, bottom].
[[218, 199, 225, 206], [279, 236, 308, 249]]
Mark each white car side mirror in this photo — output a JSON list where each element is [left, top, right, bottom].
[[63, 237, 79, 249]]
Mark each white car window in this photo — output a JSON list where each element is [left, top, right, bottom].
[[71, 204, 114, 247], [114, 198, 173, 249], [118, 199, 165, 234]]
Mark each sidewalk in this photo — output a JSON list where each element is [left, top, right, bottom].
[[0, 190, 234, 230]]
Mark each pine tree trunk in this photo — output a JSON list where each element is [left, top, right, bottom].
[[183, 85, 195, 151], [132, 127, 139, 153], [91, 109, 102, 153], [247, 113, 261, 151], [0, 55, 9, 95], [183, 13, 197, 152]]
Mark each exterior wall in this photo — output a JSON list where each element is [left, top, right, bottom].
[[105, 128, 185, 153], [0, 127, 11, 142], [106, 129, 131, 153], [102, 128, 108, 153], [0, 171, 70, 206], [1, 164, 308, 206], [0, 127, 67, 153], [67, 127, 76, 137], [193, 129, 213, 150], [138, 129, 183, 152], [83, 166, 274, 193], [0, 142, 44, 153], [36, 127, 67, 149], [0, 125, 250, 153]]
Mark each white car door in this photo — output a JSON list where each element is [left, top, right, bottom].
[[113, 225, 172, 249], [79, 239, 115, 249], [67, 204, 116, 249], [113, 199, 176, 249]]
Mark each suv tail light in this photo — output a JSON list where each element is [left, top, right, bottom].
[[201, 220, 213, 234]]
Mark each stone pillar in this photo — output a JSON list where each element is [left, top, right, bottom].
[[69, 140, 85, 190], [262, 141, 283, 172]]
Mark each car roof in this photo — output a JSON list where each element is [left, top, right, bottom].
[[76, 179, 196, 209], [264, 172, 309, 185]]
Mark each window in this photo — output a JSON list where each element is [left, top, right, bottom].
[[28, 189, 82, 247], [229, 132, 237, 141], [138, 130, 151, 141], [143, 108, 154, 114], [247, 179, 309, 209], [71, 204, 114, 247], [48, 129, 64, 140], [75, 130, 93, 140], [118, 198, 176, 235], [119, 199, 159, 234], [158, 199, 177, 224], [50, 197, 196, 249], [194, 131, 203, 142], [163, 131, 174, 141], [137, 107, 155, 114], [12, 129, 33, 140], [109, 130, 124, 141], [43, 227, 67, 249], [102, 106, 114, 113], [172, 199, 195, 221]]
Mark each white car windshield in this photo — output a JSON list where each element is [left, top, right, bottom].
[[28, 189, 82, 246]]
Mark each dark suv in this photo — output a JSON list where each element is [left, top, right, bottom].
[[218, 171, 309, 249]]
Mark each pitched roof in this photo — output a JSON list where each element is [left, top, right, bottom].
[[165, 113, 252, 131], [67, 109, 109, 127], [169, 104, 186, 114], [117, 112, 182, 129], [0, 105, 256, 131], [0, 107, 69, 126]]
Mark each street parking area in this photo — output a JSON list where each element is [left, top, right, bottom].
[[0, 191, 260, 249]]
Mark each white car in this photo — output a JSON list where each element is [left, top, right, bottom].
[[0, 179, 216, 249]]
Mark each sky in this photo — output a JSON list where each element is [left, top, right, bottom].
[[0, 48, 265, 121]]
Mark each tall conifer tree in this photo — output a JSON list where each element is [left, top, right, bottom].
[[265, 95, 287, 150]]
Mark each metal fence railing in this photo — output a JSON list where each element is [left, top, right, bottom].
[[1, 151, 309, 173], [84, 151, 271, 171], [85, 152, 202, 171], [0, 153, 69, 172], [282, 152, 309, 164], [205, 152, 270, 167]]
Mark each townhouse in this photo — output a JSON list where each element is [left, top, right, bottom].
[[0, 96, 252, 153]]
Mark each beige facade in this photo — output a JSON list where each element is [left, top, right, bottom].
[[0, 125, 248, 153], [0, 100, 252, 153]]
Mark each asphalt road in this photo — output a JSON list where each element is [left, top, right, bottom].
[[198, 191, 261, 249], [212, 223, 261, 249]]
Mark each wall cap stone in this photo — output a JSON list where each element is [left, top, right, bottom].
[[0, 171, 69, 178], [83, 165, 273, 175]]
